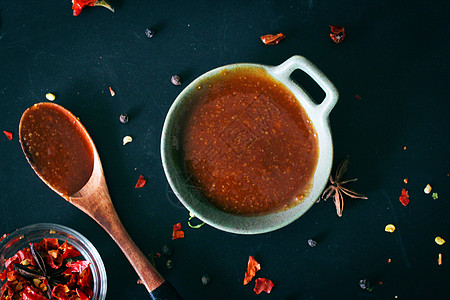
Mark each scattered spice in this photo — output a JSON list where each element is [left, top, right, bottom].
[[109, 86, 115, 96], [260, 33, 285, 45], [135, 175, 147, 188], [0, 238, 92, 299], [45, 93, 56, 101], [403, 146, 407, 150], [359, 279, 374, 291], [438, 253, 443, 266], [254, 278, 274, 294], [119, 113, 129, 124], [388, 258, 392, 263], [123, 135, 133, 145], [424, 184, 432, 194], [201, 274, 211, 286], [3, 131, 13, 140], [161, 245, 172, 256], [385, 224, 396, 233], [188, 211, 205, 229], [399, 188, 410, 206], [145, 28, 155, 38], [435, 236, 446, 245], [166, 259, 174, 269], [329, 25, 345, 44], [72, 0, 114, 16], [172, 223, 184, 240], [320, 158, 367, 217], [243, 256, 261, 285], [307, 239, 317, 247], [403, 178, 408, 184], [432, 192, 439, 200], [171, 75, 182, 86]]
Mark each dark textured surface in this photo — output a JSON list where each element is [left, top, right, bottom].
[[0, 1, 449, 299]]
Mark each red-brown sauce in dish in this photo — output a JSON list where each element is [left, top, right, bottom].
[[19, 103, 94, 197], [182, 67, 319, 215]]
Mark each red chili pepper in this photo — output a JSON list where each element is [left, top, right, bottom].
[[254, 278, 274, 294], [243, 256, 261, 285], [135, 175, 147, 188], [3, 131, 13, 140], [72, 0, 97, 16], [329, 25, 346, 44], [172, 223, 185, 240], [22, 286, 49, 300], [260, 33, 286, 45], [399, 188, 410, 206]]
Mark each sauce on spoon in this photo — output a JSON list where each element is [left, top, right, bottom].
[[19, 102, 94, 197]]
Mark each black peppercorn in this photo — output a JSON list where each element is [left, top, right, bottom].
[[171, 75, 181, 86], [166, 259, 174, 269], [145, 28, 155, 38], [201, 274, 210, 285], [119, 113, 129, 124], [161, 244, 172, 256], [307, 239, 317, 247]]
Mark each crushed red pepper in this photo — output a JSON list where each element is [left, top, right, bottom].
[[0, 238, 92, 300], [3, 131, 13, 140], [399, 188, 410, 206], [329, 25, 345, 43], [254, 278, 274, 294], [172, 223, 184, 240], [243, 256, 261, 285], [72, 0, 114, 16], [260, 33, 285, 45], [135, 175, 147, 188]]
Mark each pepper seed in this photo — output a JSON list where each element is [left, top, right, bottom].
[[307, 239, 317, 247], [201, 274, 211, 285]]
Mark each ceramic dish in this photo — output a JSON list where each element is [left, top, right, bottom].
[[161, 55, 338, 234], [0, 223, 107, 299]]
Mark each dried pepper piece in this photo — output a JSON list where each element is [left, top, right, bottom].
[[260, 33, 285, 45], [243, 256, 261, 285], [254, 278, 274, 294], [72, 0, 114, 16], [399, 188, 410, 206], [435, 236, 446, 245], [172, 223, 184, 240], [0, 238, 92, 300], [3, 131, 13, 140], [109, 86, 115, 96], [432, 192, 439, 200], [329, 25, 345, 44], [424, 184, 432, 194], [135, 175, 147, 188], [438, 253, 443, 265]]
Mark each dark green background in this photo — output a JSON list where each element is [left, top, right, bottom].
[[1, 1, 449, 299]]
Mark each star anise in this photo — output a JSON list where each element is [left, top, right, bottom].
[[320, 158, 367, 217], [13, 244, 66, 299]]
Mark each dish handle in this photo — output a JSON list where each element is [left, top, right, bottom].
[[272, 55, 339, 118]]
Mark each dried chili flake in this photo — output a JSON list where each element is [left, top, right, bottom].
[[424, 184, 432, 194], [399, 188, 410, 206], [438, 253, 443, 265], [260, 33, 285, 45], [435, 236, 446, 245], [0, 233, 7, 242], [22, 286, 49, 300], [329, 25, 345, 44], [72, 0, 114, 17], [355, 94, 362, 100], [3, 131, 13, 140], [243, 256, 261, 285], [385, 224, 396, 233], [403, 178, 408, 184], [432, 192, 439, 200], [135, 175, 147, 188], [109, 86, 115, 96], [172, 223, 184, 240], [254, 278, 274, 294]]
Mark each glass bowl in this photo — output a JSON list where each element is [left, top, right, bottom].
[[0, 223, 107, 300]]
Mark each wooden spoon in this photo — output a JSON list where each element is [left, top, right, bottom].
[[19, 102, 180, 299]]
